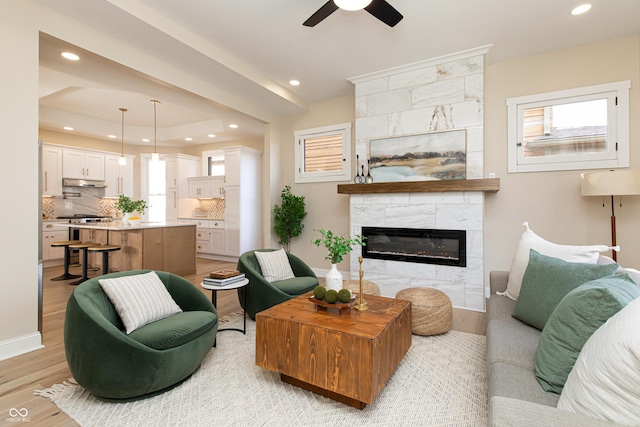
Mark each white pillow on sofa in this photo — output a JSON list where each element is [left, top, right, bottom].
[[557, 296, 640, 425], [254, 249, 295, 283], [99, 271, 182, 334], [504, 222, 615, 300]]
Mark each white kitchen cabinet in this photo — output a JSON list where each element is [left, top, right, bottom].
[[41, 222, 70, 261], [104, 154, 134, 197], [187, 176, 225, 198], [209, 228, 225, 254], [62, 148, 105, 180], [222, 146, 262, 257], [164, 154, 198, 220], [187, 219, 226, 256], [42, 144, 63, 196]]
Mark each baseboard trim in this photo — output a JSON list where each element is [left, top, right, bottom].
[[0, 332, 44, 362], [197, 254, 239, 263]]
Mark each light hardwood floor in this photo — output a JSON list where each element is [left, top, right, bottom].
[[0, 260, 485, 426]]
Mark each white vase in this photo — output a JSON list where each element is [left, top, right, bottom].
[[122, 212, 132, 225], [325, 263, 343, 292]]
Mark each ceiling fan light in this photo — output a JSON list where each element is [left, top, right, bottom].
[[334, 0, 372, 11]]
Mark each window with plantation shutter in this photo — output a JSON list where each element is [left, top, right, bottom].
[[295, 123, 352, 183], [507, 81, 630, 173]]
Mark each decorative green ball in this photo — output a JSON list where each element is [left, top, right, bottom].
[[337, 289, 351, 303], [313, 285, 326, 300], [325, 289, 338, 304]]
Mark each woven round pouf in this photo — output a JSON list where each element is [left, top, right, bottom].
[[396, 287, 452, 336], [342, 280, 381, 296]]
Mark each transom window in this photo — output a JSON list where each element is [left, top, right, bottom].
[[507, 81, 630, 173], [294, 123, 352, 183]]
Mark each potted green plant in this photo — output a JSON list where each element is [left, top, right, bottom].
[[273, 185, 307, 252], [115, 194, 147, 224], [313, 228, 365, 291]]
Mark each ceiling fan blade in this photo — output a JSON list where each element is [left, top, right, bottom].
[[303, 1, 339, 27], [365, 0, 403, 27]]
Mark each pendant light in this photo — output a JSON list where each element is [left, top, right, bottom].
[[150, 99, 160, 163], [119, 107, 127, 166]]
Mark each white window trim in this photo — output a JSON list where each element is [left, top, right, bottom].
[[507, 81, 630, 173], [294, 122, 352, 183]]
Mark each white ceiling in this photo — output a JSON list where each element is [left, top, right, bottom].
[[36, 0, 640, 148]]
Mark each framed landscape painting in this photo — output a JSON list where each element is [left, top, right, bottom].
[[369, 129, 467, 182]]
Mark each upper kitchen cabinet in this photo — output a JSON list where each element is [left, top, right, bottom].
[[104, 154, 134, 197], [42, 144, 63, 196], [62, 148, 105, 180], [188, 176, 225, 198], [165, 154, 198, 221]]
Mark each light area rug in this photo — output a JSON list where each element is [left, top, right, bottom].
[[36, 314, 488, 426]]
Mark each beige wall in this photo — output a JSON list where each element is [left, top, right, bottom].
[[0, 2, 40, 353], [484, 34, 640, 278], [275, 95, 356, 271]]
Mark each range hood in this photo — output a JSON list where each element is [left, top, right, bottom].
[[62, 178, 107, 188]]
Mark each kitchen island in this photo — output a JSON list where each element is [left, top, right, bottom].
[[54, 221, 196, 276]]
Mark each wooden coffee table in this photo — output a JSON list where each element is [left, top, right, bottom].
[[255, 292, 412, 409]]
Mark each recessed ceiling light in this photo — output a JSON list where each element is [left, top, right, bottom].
[[208, 134, 216, 138], [61, 52, 80, 61], [108, 134, 116, 139], [142, 138, 150, 142], [571, 4, 592, 15], [289, 80, 300, 86], [185, 137, 193, 141], [63, 126, 74, 131], [229, 124, 238, 129]]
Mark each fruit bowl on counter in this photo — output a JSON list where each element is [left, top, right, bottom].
[[127, 216, 142, 226]]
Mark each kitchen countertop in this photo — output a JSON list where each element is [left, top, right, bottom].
[[52, 221, 196, 231], [178, 217, 224, 221]]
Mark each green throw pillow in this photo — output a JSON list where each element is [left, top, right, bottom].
[[512, 250, 619, 330], [535, 274, 640, 394]]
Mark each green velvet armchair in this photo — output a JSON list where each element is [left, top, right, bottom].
[[237, 250, 318, 319], [64, 270, 218, 402]]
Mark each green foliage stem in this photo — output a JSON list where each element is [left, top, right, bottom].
[[114, 194, 147, 214], [313, 228, 366, 264]]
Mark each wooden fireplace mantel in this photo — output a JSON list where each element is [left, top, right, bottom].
[[337, 178, 500, 194]]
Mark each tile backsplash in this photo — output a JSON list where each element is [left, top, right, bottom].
[[196, 198, 224, 218], [42, 193, 225, 219]]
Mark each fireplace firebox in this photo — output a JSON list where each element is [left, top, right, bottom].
[[362, 227, 466, 267]]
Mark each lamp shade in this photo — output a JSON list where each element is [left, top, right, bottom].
[[334, 0, 372, 11], [581, 170, 640, 196]]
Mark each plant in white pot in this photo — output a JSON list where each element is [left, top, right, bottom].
[[313, 228, 366, 292], [114, 194, 147, 225]]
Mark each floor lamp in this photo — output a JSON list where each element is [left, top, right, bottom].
[[581, 170, 640, 261]]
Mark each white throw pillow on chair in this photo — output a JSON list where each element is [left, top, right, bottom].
[[254, 249, 295, 283]]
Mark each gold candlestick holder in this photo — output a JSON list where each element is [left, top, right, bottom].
[[355, 256, 368, 311]]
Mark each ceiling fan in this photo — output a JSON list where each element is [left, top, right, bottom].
[[303, 0, 403, 27]]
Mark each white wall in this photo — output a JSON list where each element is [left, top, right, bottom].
[[0, 2, 42, 359]]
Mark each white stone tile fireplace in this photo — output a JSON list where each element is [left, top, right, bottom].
[[346, 46, 492, 312]]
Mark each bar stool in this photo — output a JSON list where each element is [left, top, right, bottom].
[[50, 240, 81, 281], [87, 245, 121, 275], [68, 242, 98, 286]]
